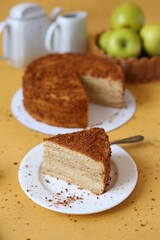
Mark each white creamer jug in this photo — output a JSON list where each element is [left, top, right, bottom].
[[45, 11, 88, 53], [0, 3, 61, 67]]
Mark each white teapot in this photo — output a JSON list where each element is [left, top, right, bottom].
[[0, 2, 61, 67]]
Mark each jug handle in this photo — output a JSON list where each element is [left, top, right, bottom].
[[45, 22, 59, 53], [50, 7, 62, 22], [0, 21, 8, 60]]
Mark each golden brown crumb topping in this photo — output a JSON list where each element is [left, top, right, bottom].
[[23, 53, 124, 108], [44, 128, 111, 163], [25, 53, 124, 81]]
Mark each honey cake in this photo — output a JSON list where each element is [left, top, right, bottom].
[[43, 128, 111, 195], [23, 53, 125, 128]]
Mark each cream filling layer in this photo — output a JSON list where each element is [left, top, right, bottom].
[[79, 75, 124, 107], [43, 141, 105, 194]]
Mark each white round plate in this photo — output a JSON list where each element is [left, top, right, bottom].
[[11, 88, 136, 135], [18, 144, 138, 215]]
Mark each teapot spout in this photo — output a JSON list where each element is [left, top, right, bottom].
[[50, 6, 62, 22]]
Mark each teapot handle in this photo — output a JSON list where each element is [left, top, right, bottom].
[[45, 22, 59, 53], [0, 21, 8, 60], [50, 7, 62, 22]]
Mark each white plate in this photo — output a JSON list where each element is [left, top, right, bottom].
[[18, 144, 138, 215], [11, 88, 136, 135]]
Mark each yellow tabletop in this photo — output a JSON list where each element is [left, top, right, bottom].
[[0, 0, 160, 239]]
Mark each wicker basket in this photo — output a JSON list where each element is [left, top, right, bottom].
[[90, 34, 160, 83]]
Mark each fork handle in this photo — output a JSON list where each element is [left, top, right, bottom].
[[110, 135, 144, 145]]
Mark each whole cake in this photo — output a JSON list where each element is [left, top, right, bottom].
[[23, 53, 125, 128], [43, 128, 111, 195]]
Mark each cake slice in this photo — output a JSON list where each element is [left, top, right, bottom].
[[43, 128, 111, 194]]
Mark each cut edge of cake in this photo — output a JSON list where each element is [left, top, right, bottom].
[[79, 75, 124, 108]]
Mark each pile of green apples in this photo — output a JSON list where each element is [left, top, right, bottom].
[[98, 3, 160, 59]]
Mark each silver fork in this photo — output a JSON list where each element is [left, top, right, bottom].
[[110, 135, 144, 145]]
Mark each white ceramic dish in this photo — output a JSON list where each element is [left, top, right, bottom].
[[18, 144, 138, 215], [11, 88, 136, 135]]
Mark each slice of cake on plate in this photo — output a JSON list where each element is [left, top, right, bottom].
[[43, 128, 111, 195]]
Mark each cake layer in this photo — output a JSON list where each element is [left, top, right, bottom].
[[23, 53, 125, 128]]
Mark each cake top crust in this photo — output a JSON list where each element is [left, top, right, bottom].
[[23, 53, 125, 102], [25, 53, 124, 80], [44, 128, 111, 163]]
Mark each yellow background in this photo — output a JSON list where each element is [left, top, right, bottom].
[[0, 0, 160, 239]]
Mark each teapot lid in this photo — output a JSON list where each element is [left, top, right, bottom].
[[9, 2, 46, 20]]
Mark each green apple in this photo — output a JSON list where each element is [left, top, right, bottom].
[[140, 24, 160, 56], [98, 31, 112, 53], [111, 3, 144, 32], [106, 28, 142, 58]]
